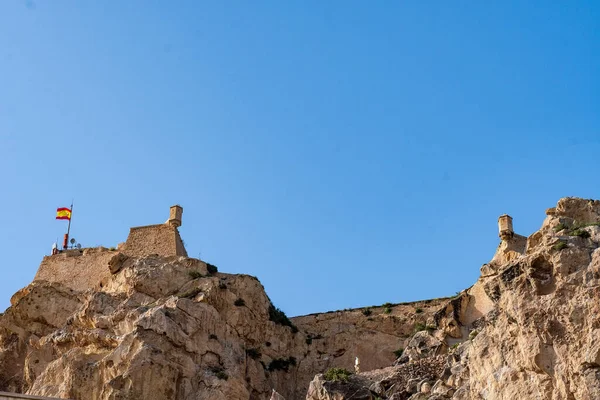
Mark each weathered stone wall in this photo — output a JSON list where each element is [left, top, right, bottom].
[[31, 223, 187, 293], [32, 247, 115, 293], [122, 224, 187, 258]]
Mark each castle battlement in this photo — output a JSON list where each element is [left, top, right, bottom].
[[32, 206, 188, 292]]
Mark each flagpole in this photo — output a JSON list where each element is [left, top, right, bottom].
[[63, 200, 73, 250], [67, 200, 73, 238]]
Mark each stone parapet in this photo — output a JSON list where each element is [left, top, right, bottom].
[[122, 224, 187, 258]]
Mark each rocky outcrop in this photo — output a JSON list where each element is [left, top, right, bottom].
[[2, 256, 299, 399], [0, 253, 444, 399], [303, 197, 600, 400], [4, 197, 599, 400]]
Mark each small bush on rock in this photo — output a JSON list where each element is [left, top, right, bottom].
[[234, 298, 246, 307], [206, 263, 218, 274], [553, 241, 568, 251], [323, 367, 352, 382], [414, 323, 427, 332], [553, 223, 568, 232], [189, 270, 203, 279], [414, 323, 435, 333], [393, 348, 404, 358], [267, 357, 297, 372], [209, 366, 228, 380], [268, 304, 298, 333], [246, 348, 261, 360], [569, 229, 591, 239], [362, 308, 372, 316]]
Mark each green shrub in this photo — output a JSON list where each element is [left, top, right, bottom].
[[381, 302, 394, 309], [383, 307, 392, 314], [362, 308, 372, 316], [216, 371, 228, 380], [393, 348, 404, 358], [553, 223, 568, 232], [306, 336, 313, 345], [415, 308, 423, 314], [573, 221, 600, 229], [414, 323, 435, 333], [323, 367, 352, 382], [209, 366, 228, 380], [206, 263, 218, 274], [469, 330, 479, 340], [189, 270, 203, 279], [267, 357, 297, 372], [553, 241, 568, 251], [569, 229, 591, 239], [246, 348, 261, 360], [234, 298, 246, 307], [209, 334, 218, 340], [268, 304, 298, 333], [414, 323, 426, 332]]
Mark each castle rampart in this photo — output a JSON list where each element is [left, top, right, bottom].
[[121, 223, 187, 258], [33, 247, 115, 292], [32, 206, 188, 292]]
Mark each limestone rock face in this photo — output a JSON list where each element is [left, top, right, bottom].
[[4, 196, 598, 400], [0, 253, 444, 400], [2, 256, 301, 400], [306, 374, 374, 400], [302, 197, 600, 400]]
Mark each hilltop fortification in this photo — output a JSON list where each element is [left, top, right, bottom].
[[32, 205, 187, 292], [2, 197, 600, 400]]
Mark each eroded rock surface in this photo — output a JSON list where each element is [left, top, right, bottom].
[[0, 254, 444, 400], [303, 198, 600, 400], [3, 197, 599, 400]]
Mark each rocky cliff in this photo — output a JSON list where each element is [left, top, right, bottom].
[[0, 251, 444, 399], [3, 197, 599, 400], [304, 197, 600, 400]]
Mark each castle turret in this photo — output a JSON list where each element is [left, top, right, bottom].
[[498, 214, 514, 240], [168, 205, 183, 228]]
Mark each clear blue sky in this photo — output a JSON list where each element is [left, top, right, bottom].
[[1, 1, 598, 316]]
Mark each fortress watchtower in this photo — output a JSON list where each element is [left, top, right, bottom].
[[168, 205, 183, 227], [498, 214, 514, 240], [120, 205, 188, 258]]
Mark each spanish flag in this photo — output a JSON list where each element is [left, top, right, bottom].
[[56, 207, 72, 220]]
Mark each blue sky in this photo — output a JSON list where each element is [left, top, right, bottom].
[[1, 1, 598, 316]]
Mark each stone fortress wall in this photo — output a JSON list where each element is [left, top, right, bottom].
[[121, 223, 187, 258], [32, 205, 187, 292], [33, 247, 115, 292]]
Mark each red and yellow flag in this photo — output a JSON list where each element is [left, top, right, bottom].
[[56, 207, 72, 220]]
